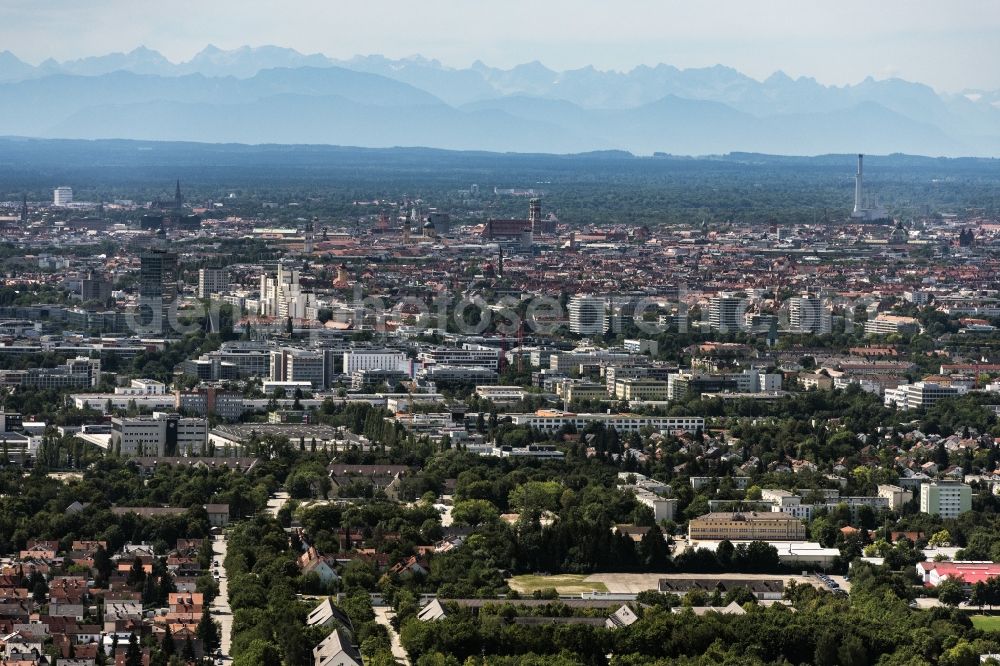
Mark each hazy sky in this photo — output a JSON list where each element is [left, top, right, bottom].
[[2, 0, 999, 91]]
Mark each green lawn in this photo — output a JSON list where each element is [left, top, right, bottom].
[[509, 574, 609, 595], [971, 615, 1000, 632]]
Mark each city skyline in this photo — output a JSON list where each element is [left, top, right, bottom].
[[2, 0, 999, 92]]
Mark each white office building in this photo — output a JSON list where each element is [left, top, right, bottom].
[[418, 346, 501, 370], [71, 378, 176, 414], [53, 186, 73, 206], [111, 412, 208, 457], [883, 382, 967, 410], [510, 410, 704, 434], [474, 386, 527, 403], [342, 350, 409, 375], [270, 348, 327, 389], [623, 339, 658, 356]]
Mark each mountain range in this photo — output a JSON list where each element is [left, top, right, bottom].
[[1, 45, 998, 156]]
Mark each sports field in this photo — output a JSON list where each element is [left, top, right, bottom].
[[508, 574, 609, 595]]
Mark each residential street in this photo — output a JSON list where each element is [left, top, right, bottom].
[[373, 607, 410, 665], [266, 490, 290, 518], [434, 495, 454, 527], [210, 533, 233, 659]]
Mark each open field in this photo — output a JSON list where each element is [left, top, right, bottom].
[[509, 574, 609, 595], [972, 615, 1000, 632], [586, 572, 821, 595]]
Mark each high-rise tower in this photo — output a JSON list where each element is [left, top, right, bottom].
[[853, 154, 864, 215], [529, 197, 542, 234], [305, 217, 316, 254], [138, 249, 178, 334]]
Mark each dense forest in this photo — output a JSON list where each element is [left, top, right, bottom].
[[3, 139, 1000, 225]]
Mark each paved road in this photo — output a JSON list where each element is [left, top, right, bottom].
[[210, 533, 233, 659], [266, 491, 290, 518], [434, 495, 454, 527], [373, 607, 410, 665]]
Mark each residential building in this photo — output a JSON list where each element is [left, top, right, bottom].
[[568, 295, 609, 335], [632, 490, 678, 522], [864, 314, 920, 336], [259, 265, 316, 320], [658, 578, 785, 601], [306, 598, 353, 631], [708, 296, 747, 333], [877, 484, 914, 511], [690, 476, 751, 491], [919, 481, 972, 518], [198, 268, 228, 299], [312, 627, 363, 666], [788, 295, 832, 334]]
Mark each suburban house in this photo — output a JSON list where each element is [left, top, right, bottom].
[[306, 599, 353, 632], [312, 627, 363, 666]]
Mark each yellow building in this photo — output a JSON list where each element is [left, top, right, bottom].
[[614, 378, 670, 401], [688, 511, 806, 541], [559, 382, 611, 402]]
